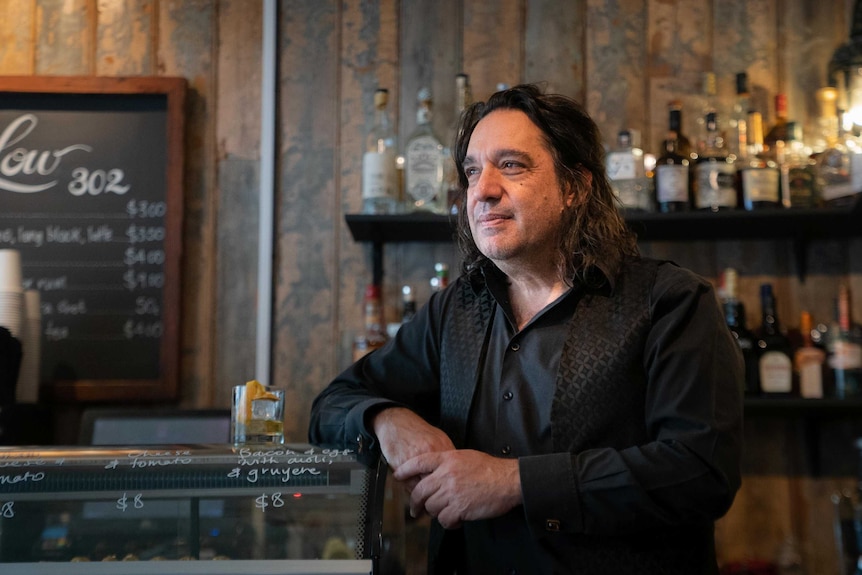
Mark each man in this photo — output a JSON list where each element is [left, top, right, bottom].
[[310, 84, 743, 574]]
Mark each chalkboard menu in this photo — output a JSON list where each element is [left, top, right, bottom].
[[0, 76, 186, 401]]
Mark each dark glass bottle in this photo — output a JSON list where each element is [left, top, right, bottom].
[[756, 283, 794, 395], [721, 269, 759, 394], [827, 284, 862, 398], [655, 105, 691, 212]]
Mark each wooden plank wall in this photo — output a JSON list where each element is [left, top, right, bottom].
[[1, 0, 861, 571]]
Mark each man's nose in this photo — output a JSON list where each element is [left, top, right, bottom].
[[473, 167, 502, 200]]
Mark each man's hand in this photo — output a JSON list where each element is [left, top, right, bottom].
[[393, 450, 522, 529], [372, 406, 455, 481]]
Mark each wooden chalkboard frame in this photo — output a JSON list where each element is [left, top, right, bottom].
[[0, 76, 186, 402]]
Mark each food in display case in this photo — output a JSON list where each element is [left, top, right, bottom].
[[0, 443, 388, 574]]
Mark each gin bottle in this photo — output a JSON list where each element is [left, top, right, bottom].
[[405, 88, 446, 213], [361, 88, 398, 214], [694, 112, 737, 211], [606, 130, 651, 211]]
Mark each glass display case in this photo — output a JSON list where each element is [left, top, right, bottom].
[[0, 443, 389, 574]]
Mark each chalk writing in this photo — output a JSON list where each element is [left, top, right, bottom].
[[0, 470, 45, 484]]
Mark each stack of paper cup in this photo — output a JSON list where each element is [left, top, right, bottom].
[[0, 249, 24, 340], [17, 289, 41, 403]]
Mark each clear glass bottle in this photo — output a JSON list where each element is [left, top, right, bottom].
[[739, 111, 781, 210], [405, 87, 446, 214], [694, 112, 737, 211], [795, 310, 825, 398], [814, 87, 855, 207], [606, 130, 651, 212], [756, 283, 794, 395], [361, 88, 399, 215], [695, 71, 718, 157], [728, 72, 750, 161], [655, 104, 691, 212], [781, 122, 820, 209], [444, 74, 471, 215]]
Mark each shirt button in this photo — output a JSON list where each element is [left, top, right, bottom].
[[503, 391, 514, 401], [510, 343, 520, 351], [500, 445, 511, 455]]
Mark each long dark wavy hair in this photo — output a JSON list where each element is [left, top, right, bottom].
[[453, 83, 638, 286]]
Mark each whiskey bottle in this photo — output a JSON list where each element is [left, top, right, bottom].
[[694, 112, 737, 211], [361, 88, 399, 214], [764, 93, 790, 151], [606, 130, 651, 211], [721, 268, 759, 395], [405, 88, 446, 213], [756, 283, 794, 395], [655, 104, 691, 212], [353, 283, 387, 362], [739, 111, 781, 210], [795, 311, 826, 398]]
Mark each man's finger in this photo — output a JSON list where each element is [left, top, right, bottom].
[[393, 451, 439, 481]]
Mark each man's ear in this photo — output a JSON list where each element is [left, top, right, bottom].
[[565, 169, 592, 207]]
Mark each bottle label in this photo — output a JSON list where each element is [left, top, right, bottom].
[[405, 135, 444, 206], [759, 351, 792, 393], [695, 162, 737, 208], [741, 167, 779, 203], [362, 151, 397, 200], [851, 151, 862, 193], [829, 341, 862, 370], [655, 164, 689, 202], [606, 151, 638, 180]]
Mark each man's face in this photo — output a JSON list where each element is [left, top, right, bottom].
[[463, 109, 573, 269]]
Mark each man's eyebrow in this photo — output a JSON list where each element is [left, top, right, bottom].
[[463, 148, 532, 165]]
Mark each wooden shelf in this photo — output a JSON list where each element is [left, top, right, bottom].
[[346, 197, 861, 244], [744, 397, 862, 416], [346, 198, 861, 282]]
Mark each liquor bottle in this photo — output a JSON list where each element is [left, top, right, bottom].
[[739, 111, 781, 210], [606, 129, 651, 211], [400, 284, 417, 323], [353, 283, 387, 361], [430, 262, 449, 293], [361, 88, 399, 214], [385, 284, 417, 339], [405, 87, 446, 213], [756, 283, 794, 395], [694, 111, 737, 211], [444, 74, 471, 215], [695, 72, 718, 156], [827, 284, 862, 398], [814, 87, 856, 207], [794, 311, 825, 398], [728, 72, 750, 161], [721, 268, 759, 395], [655, 104, 691, 212], [764, 93, 790, 151], [781, 122, 820, 208]]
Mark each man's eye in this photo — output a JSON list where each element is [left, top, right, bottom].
[[465, 167, 479, 177], [502, 161, 521, 170]]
